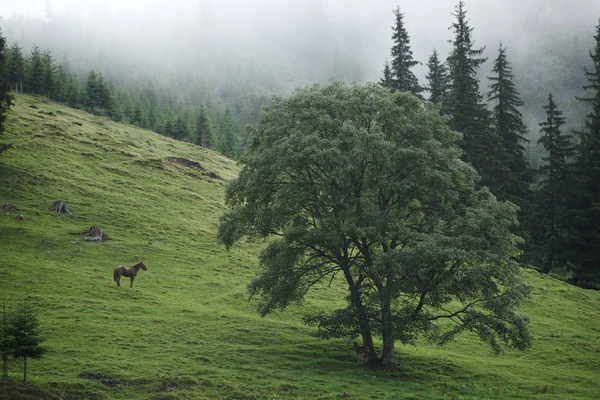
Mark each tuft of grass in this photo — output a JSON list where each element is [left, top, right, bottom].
[[0, 94, 599, 399]]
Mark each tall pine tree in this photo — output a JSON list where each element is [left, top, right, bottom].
[[569, 18, 600, 286], [379, 61, 393, 90], [27, 45, 44, 95], [0, 26, 12, 154], [535, 93, 574, 274], [195, 104, 213, 148], [487, 43, 532, 204], [446, 1, 496, 189], [425, 48, 449, 104], [7, 42, 24, 93], [387, 7, 422, 96]]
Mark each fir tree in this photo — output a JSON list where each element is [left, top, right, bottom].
[[219, 108, 237, 158], [41, 49, 56, 99], [569, 18, 600, 286], [487, 43, 532, 204], [388, 7, 422, 95], [27, 45, 44, 95], [0, 27, 12, 151], [7, 303, 47, 387], [425, 48, 449, 104], [173, 113, 189, 141], [1, 300, 9, 385], [535, 93, 574, 274], [7, 42, 25, 93], [132, 105, 143, 125], [195, 104, 213, 148], [163, 117, 175, 138], [446, 1, 496, 189], [379, 61, 393, 90]]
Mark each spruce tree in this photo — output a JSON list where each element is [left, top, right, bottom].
[[535, 93, 574, 274], [41, 50, 56, 99], [1, 300, 10, 385], [487, 43, 532, 204], [569, 18, 600, 286], [173, 113, 189, 141], [7, 303, 46, 387], [195, 104, 213, 148], [425, 48, 449, 104], [219, 108, 237, 158], [27, 45, 44, 95], [379, 61, 393, 90], [163, 117, 175, 138], [388, 7, 422, 95], [7, 42, 25, 93], [446, 1, 496, 189], [0, 27, 12, 154]]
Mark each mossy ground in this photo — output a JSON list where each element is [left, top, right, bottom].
[[0, 94, 599, 399]]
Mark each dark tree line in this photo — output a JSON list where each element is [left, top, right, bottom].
[[380, 2, 600, 287], [2, 42, 259, 159]]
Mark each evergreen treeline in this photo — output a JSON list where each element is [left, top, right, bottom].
[[3, 42, 260, 159], [379, 2, 600, 287]]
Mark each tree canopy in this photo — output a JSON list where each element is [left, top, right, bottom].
[[218, 81, 531, 371]]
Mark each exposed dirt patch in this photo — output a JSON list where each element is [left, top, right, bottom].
[[168, 157, 206, 170], [78, 372, 133, 387]]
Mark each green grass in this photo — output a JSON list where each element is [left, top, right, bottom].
[[1, 93, 599, 399]]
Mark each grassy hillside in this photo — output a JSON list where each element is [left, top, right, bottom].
[[0, 93, 599, 400]]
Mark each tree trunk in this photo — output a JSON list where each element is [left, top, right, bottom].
[[23, 356, 27, 387], [2, 354, 7, 385], [342, 269, 377, 362], [380, 300, 396, 371]]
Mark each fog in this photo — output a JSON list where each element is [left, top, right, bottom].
[[2, 0, 599, 87]]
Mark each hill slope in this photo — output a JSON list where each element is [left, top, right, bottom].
[[0, 94, 599, 400]]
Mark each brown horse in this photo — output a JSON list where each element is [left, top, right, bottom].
[[114, 261, 147, 288], [354, 342, 369, 363]]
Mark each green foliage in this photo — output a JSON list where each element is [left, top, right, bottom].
[[425, 48, 449, 104], [0, 93, 599, 398], [378, 60, 393, 90], [0, 26, 13, 154], [531, 93, 574, 274], [387, 7, 422, 96], [26, 45, 43, 95], [194, 104, 213, 148], [218, 81, 531, 371], [7, 41, 24, 93], [569, 18, 600, 286], [85, 70, 113, 116], [6, 302, 47, 386], [446, 1, 497, 189], [487, 43, 532, 205]]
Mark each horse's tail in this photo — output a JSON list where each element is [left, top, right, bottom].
[[113, 267, 118, 282]]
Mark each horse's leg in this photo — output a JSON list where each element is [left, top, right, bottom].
[[130, 276, 134, 288], [117, 273, 121, 286]]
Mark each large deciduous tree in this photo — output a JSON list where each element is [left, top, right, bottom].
[[218, 81, 531, 371]]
